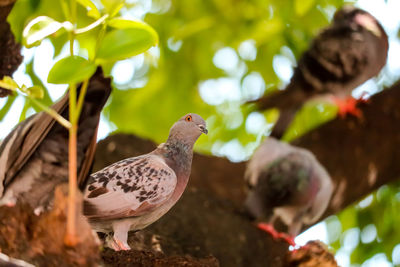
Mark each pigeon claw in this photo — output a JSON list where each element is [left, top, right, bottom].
[[108, 237, 131, 251], [257, 223, 297, 247], [115, 239, 131, 251], [332, 96, 366, 119]]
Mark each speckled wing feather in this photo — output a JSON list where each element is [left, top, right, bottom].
[[83, 155, 177, 221]]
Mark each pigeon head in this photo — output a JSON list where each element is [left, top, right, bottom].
[[167, 113, 207, 146], [333, 6, 385, 38]]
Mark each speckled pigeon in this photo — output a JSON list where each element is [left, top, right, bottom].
[[245, 138, 333, 245], [254, 6, 388, 139], [83, 113, 208, 251], [0, 68, 111, 211]]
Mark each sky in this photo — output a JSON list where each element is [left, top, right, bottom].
[[1, 0, 400, 266]]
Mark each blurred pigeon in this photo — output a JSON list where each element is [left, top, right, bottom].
[[0, 68, 111, 211], [83, 113, 208, 251], [254, 6, 388, 139], [245, 138, 333, 245]]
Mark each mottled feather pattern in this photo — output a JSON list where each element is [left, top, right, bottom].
[[245, 138, 333, 235], [83, 154, 177, 221], [301, 25, 369, 92], [258, 152, 317, 207]]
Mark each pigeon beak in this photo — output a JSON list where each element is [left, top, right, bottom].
[[199, 125, 208, 135]]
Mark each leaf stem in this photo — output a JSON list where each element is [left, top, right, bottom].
[[75, 79, 89, 121], [74, 14, 109, 35], [29, 97, 72, 129], [93, 22, 107, 60]]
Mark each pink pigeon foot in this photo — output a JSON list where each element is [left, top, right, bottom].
[[106, 236, 131, 251], [257, 223, 296, 247], [331, 96, 369, 118], [115, 239, 130, 251]]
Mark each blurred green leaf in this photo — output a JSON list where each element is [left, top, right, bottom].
[[101, 0, 123, 17], [295, 0, 315, 16], [76, 0, 101, 19], [26, 86, 45, 99], [25, 59, 53, 106], [20, 84, 28, 93], [283, 102, 337, 141], [48, 56, 96, 84], [0, 94, 16, 121], [19, 99, 31, 122], [0, 76, 19, 91], [97, 26, 158, 61], [22, 16, 72, 48]]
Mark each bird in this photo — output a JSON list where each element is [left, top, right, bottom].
[[0, 68, 111, 211], [82, 113, 208, 251], [244, 138, 333, 246], [253, 6, 388, 139]]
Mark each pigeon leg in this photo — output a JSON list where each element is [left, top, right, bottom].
[[257, 223, 296, 247], [112, 220, 131, 251], [105, 235, 121, 251]]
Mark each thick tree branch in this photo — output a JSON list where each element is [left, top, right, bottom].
[[0, 0, 22, 97]]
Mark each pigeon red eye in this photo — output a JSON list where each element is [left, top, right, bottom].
[[185, 115, 192, 122]]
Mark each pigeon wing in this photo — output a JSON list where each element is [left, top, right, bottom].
[[0, 95, 68, 196], [83, 155, 177, 221], [299, 24, 371, 93]]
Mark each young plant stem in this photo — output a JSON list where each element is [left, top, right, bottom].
[[75, 79, 89, 119], [64, 0, 80, 246], [29, 97, 72, 129], [65, 82, 78, 247]]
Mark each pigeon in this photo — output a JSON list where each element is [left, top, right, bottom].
[[245, 138, 333, 245], [254, 6, 388, 139], [0, 68, 111, 211], [83, 113, 208, 251]]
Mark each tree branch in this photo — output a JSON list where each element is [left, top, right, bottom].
[[0, 0, 22, 97]]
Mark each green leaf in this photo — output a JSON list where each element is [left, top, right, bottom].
[[0, 94, 16, 121], [26, 86, 44, 99], [107, 17, 155, 33], [101, 0, 124, 17], [48, 56, 97, 84], [20, 84, 28, 93], [109, 2, 124, 18], [97, 22, 158, 61], [0, 76, 19, 90], [22, 16, 73, 48], [294, 0, 315, 16], [76, 0, 101, 19]]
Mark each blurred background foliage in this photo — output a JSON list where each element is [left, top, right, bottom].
[[2, 0, 400, 266]]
